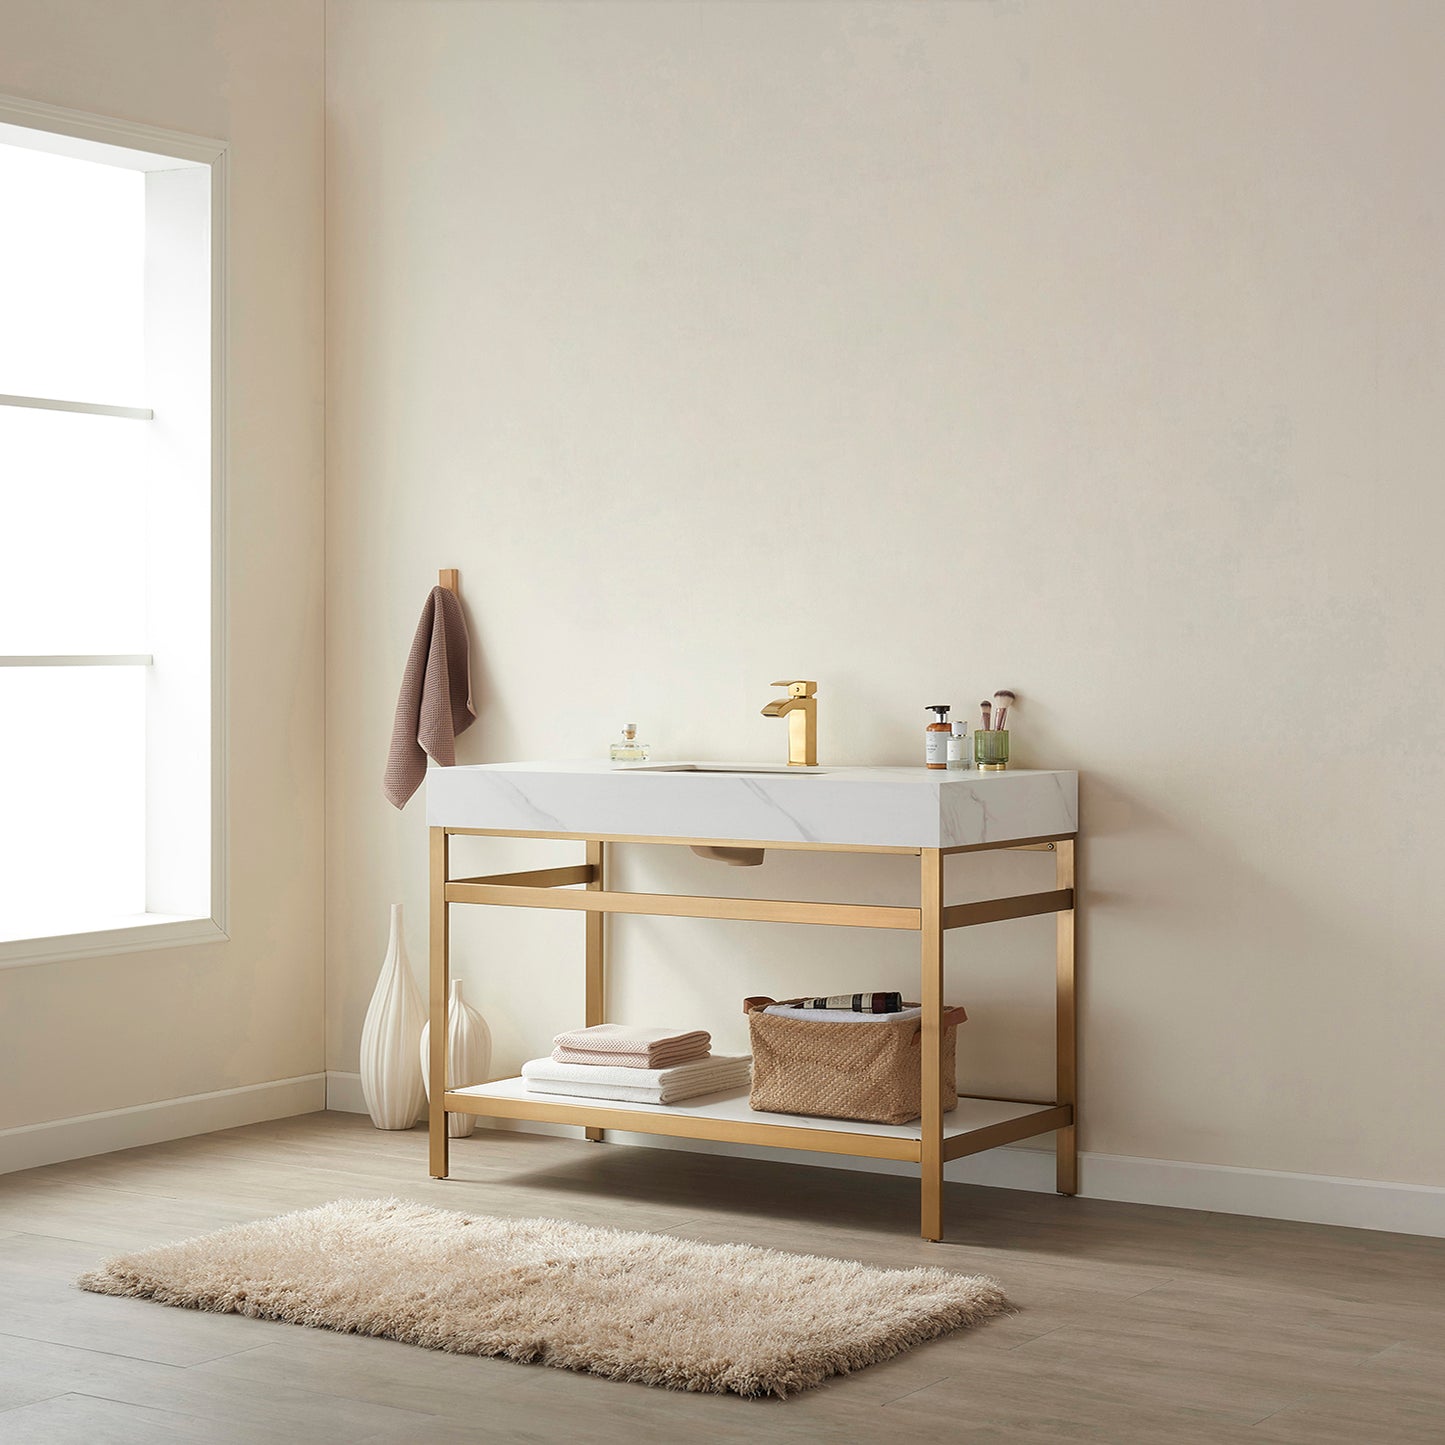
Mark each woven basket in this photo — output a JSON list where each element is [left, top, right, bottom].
[[744, 996, 967, 1126]]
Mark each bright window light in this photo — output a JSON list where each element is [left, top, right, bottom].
[[0, 406, 148, 653], [0, 144, 145, 404], [0, 667, 147, 934], [0, 112, 221, 961]]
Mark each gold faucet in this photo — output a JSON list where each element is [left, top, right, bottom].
[[761, 680, 818, 767]]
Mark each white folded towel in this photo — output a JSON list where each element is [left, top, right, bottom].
[[521, 1053, 751, 1105], [523, 1076, 748, 1106], [523, 1053, 750, 1090], [762, 1004, 922, 1024]]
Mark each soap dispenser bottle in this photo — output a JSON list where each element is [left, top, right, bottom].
[[610, 723, 650, 763], [925, 705, 951, 769]]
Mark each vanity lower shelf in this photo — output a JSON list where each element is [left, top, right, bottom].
[[427, 809, 1078, 1241], [446, 1078, 1071, 1165]]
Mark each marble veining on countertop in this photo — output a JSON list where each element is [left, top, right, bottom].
[[427, 760, 1077, 849]]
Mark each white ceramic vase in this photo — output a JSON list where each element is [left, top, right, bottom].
[[420, 978, 492, 1138], [359, 902, 427, 1130]]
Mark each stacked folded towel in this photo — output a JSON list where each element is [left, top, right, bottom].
[[551, 1023, 709, 1069], [521, 1054, 752, 1105], [522, 1023, 751, 1106]]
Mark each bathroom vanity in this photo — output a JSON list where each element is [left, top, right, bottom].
[[425, 760, 1079, 1241]]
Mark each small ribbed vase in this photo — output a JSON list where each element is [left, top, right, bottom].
[[359, 903, 427, 1130], [421, 979, 492, 1137]]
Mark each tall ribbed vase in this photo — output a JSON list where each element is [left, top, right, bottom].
[[420, 979, 492, 1138], [359, 903, 427, 1130]]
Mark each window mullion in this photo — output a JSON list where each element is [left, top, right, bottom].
[[0, 392, 152, 421], [0, 654, 154, 667]]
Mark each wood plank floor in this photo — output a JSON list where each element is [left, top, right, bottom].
[[1, 1113, 1442, 1443]]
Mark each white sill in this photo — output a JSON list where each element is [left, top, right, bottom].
[[0, 914, 228, 969]]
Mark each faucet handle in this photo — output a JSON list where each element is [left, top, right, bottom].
[[770, 680, 818, 698]]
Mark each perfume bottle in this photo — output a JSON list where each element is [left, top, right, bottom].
[[610, 723, 650, 763], [947, 719, 970, 770]]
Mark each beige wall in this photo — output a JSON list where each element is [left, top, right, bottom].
[[0, 0, 326, 1128], [324, 0, 1445, 1189]]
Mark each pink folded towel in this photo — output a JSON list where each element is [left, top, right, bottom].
[[551, 1024, 710, 1069], [384, 586, 477, 809]]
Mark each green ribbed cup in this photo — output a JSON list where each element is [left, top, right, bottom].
[[974, 729, 1010, 771]]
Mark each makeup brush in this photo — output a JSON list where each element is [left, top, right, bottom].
[[979, 700, 992, 732], [992, 690, 1016, 731]]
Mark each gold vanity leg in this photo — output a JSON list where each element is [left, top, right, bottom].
[[1055, 837, 1078, 1195], [920, 848, 945, 1241], [584, 839, 606, 1143], [429, 827, 451, 1179]]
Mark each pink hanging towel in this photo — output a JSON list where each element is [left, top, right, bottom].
[[383, 585, 476, 808]]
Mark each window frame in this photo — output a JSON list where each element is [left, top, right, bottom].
[[0, 94, 229, 969]]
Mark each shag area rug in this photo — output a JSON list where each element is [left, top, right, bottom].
[[77, 1197, 1007, 1397]]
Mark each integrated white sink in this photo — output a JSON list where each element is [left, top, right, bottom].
[[427, 760, 1078, 849], [617, 763, 829, 775]]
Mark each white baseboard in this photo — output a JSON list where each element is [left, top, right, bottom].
[[325, 1070, 369, 1115], [590, 1133, 1444, 1236], [0, 1073, 327, 1176], [329, 1073, 653, 1133], [1076, 1150, 1445, 1238], [323, 1073, 1445, 1239]]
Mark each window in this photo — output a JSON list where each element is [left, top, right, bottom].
[[0, 98, 226, 966]]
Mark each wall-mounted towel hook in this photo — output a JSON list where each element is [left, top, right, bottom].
[[438, 568, 459, 594]]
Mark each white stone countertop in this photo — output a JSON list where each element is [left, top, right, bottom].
[[426, 760, 1078, 849]]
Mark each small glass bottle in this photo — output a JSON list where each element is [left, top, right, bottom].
[[610, 723, 650, 763], [946, 719, 970, 770]]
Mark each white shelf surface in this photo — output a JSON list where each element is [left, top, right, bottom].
[[450, 1077, 1056, 1149]]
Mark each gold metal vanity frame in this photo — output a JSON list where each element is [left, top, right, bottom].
[[427, 827, 1077, 1242]]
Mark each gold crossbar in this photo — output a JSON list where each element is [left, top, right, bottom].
[[443, 826, 921, 855], [941, 1104, 1072, 1160], [449, 865, 596, 889], [942, 832, 1075, 855], [942, 888, 1074, 930], [443, 881, 922, 930]]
